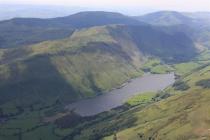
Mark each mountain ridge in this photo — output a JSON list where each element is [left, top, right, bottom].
[[0, 11, 145, 48]]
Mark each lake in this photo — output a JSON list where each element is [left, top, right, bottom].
[[66, 73, 175, 116]]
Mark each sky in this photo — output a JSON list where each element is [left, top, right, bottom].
[[1, 0, 210, 15]]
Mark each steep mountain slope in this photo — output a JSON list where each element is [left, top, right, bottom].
[[0, 25, 143, 106], [109, 25, 197, 62], [0, 11, 142, 48], [0, 24, 197, 107]]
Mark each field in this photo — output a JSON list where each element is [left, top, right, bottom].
[[141, 58, 173, 74], [102, 52, 210, 140], [126, 92, 156, 106]]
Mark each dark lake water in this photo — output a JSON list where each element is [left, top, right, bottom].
[[66, 73, 175, 116]]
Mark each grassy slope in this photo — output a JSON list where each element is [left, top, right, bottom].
[[126, 92, 156, 106], [103, 60, 210, 140], [141, 58, 173, 74], [173, 62, 200, 75]]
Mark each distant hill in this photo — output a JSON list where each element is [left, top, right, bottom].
[[3, 11, 141, 28], [136, 11, 193, 26], [136, 11, 210, 49], [184, 12, 210, 20], [0, 4, 84, 21], [57, 11, 142, 28], [0, 11, 143, 48]]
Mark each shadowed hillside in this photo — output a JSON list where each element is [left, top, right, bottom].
[[136, 11, 210, 49], [109, 25, 197, 62]]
